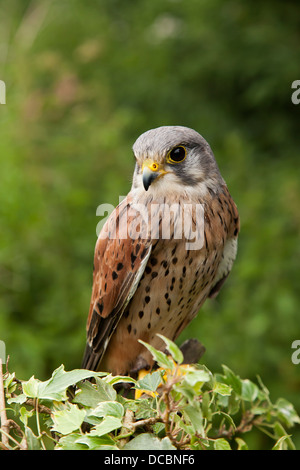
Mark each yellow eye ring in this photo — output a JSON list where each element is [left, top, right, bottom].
[[167, 145, 187, 164]]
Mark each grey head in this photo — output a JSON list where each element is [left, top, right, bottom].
[[131, 126, 224, 195]]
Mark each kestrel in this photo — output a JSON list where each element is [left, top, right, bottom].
[[82, 126, 239, 376]]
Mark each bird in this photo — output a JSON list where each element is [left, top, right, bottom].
[[81, 126, 239, 376]]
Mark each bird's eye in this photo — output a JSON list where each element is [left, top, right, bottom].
[[167, 146, 187, 164]]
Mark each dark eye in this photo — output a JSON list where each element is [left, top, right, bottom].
[[168, 146, 187, 163]]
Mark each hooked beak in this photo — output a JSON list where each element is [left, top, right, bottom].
[[142, 159, 167, 191]]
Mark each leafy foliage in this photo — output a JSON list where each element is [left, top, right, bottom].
[[1, 337, 299, 450]]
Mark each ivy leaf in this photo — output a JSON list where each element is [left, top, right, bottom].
[[235, 437, 249, 450], [214, 438, 231, 450], [275, 398, 300, 428], [123, 433, 176, 450], [51, 403, 86, 435], [156, 334, 184, 364], [213, 381, 232, 396], [241, 379, 259, 402], [90, 416, 123, 437], [138, 340, 174, 370], [90, 401, 124, 419], [135, 370, 162, 392], [73, 377, 117, 407], [22, 365, 106, 401], [272, 435, 292, 450], [75, 434, 118, 450], [221, 365, 243, 396]]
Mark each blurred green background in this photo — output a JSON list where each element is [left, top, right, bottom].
[[0, 0, 299, 448]]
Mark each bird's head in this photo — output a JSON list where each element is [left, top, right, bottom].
[[131, 126, 224, 198]]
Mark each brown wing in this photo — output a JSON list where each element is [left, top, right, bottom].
[[81, 195, 152, 371]]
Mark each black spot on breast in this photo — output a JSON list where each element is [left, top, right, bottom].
[[172, 257, 178, 265], [112, 271, 118, 280], [150, 257, 158, 266], [131, 253, 137, 265], [145, 266, 152, 274], [151, 271, 158, 279], [117, 262, 124, 271], [145, 296, 150, 304], [156, 307, 160, 315], [127, 324, 132, 333], [139, 311, 144, 318]]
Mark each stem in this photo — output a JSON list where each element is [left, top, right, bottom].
[[0, 358, 10, 447], [35, 398, 46, 450]]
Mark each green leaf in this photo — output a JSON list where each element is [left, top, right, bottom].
[[241, 379, 259, 402], [272, 435, 292, 450], [25, 427, 42, 450], [215, 410, 236, 432], [90, 401, 124, 419], [104, 375, 137, 386], [19, 406, 34, 427], [55, 432, 88, 450], [275, 398, 300, 428], [273, 421, 296, 450], [90, 416, 123, 437], [135, 370, 162, 392], [221, 365, 243, 396], [123, 433, 176, 450], [214, 438, 231, 450], [76, 434, 118, 450], [126, 398, 157, 419], [22, 365, 106, 401], [235, 437, 249, 450], [182, 403, 204, 435], [183, 368, 210, 389], [7, 393, 27, 405], [156, 334, 184, 364], [138, 340, 174, 370], [213, 381, 232, 396], [73, 377, 116, 407], [51, 403, 86, 435]]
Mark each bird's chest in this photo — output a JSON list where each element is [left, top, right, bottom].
[[123, 238, 222, 342]]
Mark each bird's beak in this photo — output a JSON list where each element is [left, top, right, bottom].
[[142, 159, 167, 191]]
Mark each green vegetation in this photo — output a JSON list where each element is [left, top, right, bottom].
[[0, 0, 299, 449], [1, 337, 299, 450]]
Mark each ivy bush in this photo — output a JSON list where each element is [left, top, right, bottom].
[[1, 336, 299, 450]]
